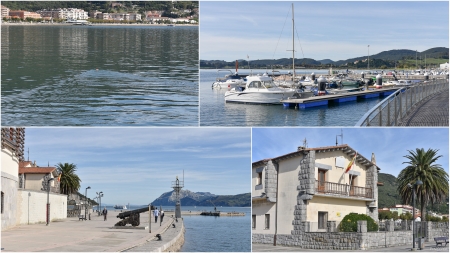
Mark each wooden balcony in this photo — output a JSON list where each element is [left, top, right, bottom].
[[315, 180, 373, 199]]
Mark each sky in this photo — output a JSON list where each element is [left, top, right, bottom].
[[252, 128, 449, 178], [200, 1, 449, 62], [25, 128, 251, 206]]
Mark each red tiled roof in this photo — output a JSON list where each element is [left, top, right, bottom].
[[19, 167, 55, 174]]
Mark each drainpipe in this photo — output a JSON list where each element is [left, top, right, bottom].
[[274, 161, 279, 246]]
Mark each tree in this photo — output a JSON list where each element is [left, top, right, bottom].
[[56, 162, 82, 195], [397, 148, 449, 222]]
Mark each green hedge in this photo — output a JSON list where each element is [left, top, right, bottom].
[[339, 213, 379, 232]]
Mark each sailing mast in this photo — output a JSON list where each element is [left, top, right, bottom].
[[292, 3, 295, 80]]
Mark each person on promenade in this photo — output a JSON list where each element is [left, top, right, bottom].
[[153, 207, 159, 223], [160, 210, 164, 223], [102, 207, 108, 221]]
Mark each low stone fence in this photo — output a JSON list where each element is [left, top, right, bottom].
[[253, 221, 449, 250]]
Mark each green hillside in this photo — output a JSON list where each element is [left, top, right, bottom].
[[378, 173, 448, 214]]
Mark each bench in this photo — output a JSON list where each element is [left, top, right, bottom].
[[78, 215, 86, 221], [434, 237, 449, 247]]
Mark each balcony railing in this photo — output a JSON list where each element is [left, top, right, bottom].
[[315, 180, 373, 199]]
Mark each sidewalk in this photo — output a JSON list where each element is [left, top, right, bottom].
[[253, 242, 449, 252], [1, 210, 174, 252]]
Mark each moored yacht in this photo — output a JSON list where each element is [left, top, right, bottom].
[[224, 74, 299, 104]]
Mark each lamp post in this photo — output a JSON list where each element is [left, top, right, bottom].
[[99, 192, 103, 215], [46, 178, 54, 226], [85, 186, 91, 220], [409, 180, 423, 250]]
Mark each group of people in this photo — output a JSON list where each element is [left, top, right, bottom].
[[98, 207, 165, 223], [153, 207, 164, 224]]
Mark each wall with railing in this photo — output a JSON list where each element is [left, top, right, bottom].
[[252, 220, 449, 250], [315, 180, 373, 199], [356, 79, 448, 126]]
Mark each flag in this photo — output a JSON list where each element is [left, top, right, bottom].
[[57, 173, 62, 182], [345, 152, 357, 173]]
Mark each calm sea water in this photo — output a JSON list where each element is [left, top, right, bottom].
[[179, 206, 251, 252], [1, 25, 199, 126], [199, 69, 386, 126], [100, 205, 251, 252]]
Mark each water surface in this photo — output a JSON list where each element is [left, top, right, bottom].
[[2, 25, 199, 126]]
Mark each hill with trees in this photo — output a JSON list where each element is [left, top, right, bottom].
[[378, 173, 448, 214], [201, 47, 449, 69]]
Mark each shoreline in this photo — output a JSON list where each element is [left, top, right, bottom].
[[1, 22, 198, 26]]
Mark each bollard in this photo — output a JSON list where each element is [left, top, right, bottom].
[[361, 71, 365, 79], [318, 76, 327, 96], [311, 72, 316, 81], [376, 74, 382, 89]]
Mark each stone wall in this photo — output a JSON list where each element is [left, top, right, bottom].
[[264, 161, 277, 202], [162, 220, 185, 252], [254, 220, 448, 250], [292, 150, 315, 235]]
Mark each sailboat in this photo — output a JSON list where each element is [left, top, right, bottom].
[[225, 4, 310, 104]]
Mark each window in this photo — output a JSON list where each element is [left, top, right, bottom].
[[318, 212, 328, 229], [265, 214, 270, 229], [252, 215, 256, 229], [257, 172, 262, 185]]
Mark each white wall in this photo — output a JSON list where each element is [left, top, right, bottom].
[[307, 195, 367, 226], [1, 148, 19, 231], [277, 157, 301, 234], [252, 201, 276, 234], [17, 189, 67, 225]]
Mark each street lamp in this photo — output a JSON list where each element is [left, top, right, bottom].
[[408, 180, 423, 250], [99, 191, 103, 215], [46, 178, 54, 226], [85, 186, 91, 220]]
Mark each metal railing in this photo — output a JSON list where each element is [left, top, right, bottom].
[[356, 79, 449, 126], [315, 180, 373, 199]]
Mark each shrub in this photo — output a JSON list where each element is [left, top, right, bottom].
[[339, 213, 379, 232]]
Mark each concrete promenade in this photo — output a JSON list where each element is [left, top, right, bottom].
[[253, 243, 449, 252], [1, 210, 181, 252], [399, 89, 449, 126]]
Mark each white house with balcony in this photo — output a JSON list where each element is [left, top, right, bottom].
[[252, 144, 380, 239]]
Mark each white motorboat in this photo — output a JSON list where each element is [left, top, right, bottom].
[[212, 61, 246, 89], [224, 74, 298, 104]]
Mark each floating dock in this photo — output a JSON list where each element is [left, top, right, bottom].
[[200, 211, 245, 216], [281, 87, 400, 109]]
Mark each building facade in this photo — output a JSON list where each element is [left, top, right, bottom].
[[37, 8, 88, 20], [1, 128, 25, 230], [252, 144, 379, 239], [8, 10, 41, 19], [1, 5, 10, 18]]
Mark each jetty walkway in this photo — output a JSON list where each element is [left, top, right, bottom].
[[399, 90, 449, 126], [1, 210, 183, 252]]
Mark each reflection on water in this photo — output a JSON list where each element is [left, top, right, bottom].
[[2, 25, 199, 126]]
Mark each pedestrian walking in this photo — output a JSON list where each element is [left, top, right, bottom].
[[102, 207, 108, 221], [160, 210, 164, 223], [153, 207, 159, 223]]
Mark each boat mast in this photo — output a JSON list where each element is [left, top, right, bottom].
[[292, 3, 295, 80]]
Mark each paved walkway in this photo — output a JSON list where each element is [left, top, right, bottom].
[[253, 242, 449, 252], [399, 89, 449, 126], [1, 210, 176, 252]]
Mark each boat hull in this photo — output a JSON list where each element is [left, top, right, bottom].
[[224, 90, 297, 104]]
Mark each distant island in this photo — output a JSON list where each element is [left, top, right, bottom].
[[201, 47, 449, 70], [151, 190, 250, 207]]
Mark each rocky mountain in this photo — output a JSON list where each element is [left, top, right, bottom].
[[151, 190, 250, 207]]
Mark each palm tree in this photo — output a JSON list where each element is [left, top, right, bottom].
[[56, 162, 82, 195], [397, 148, 449, 221]]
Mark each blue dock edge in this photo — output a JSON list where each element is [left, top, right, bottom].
[[333, 96, 357, 103]]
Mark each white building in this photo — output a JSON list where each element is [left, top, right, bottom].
[[37, 8, 88, 20], [440, 62, 449, 70], [252, 144, 379, 240]]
